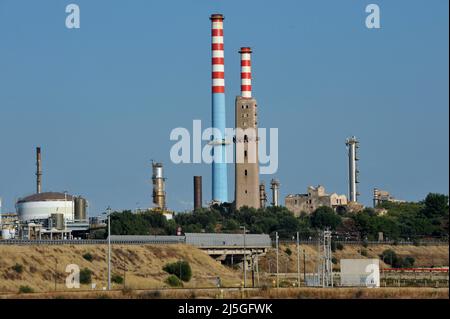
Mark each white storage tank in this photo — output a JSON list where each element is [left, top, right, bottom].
[[16, 192, 75, 221]]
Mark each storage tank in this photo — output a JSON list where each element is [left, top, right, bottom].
[[74, 196, 87, 221], [16, 192, 74, 221], [50, 213, 65, 230]]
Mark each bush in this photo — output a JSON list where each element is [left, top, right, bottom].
[[336, 243, 344, 250], [19, 285, 34, 293], [165, 274, 183, 287], [79, 268, 93, 284], [403, 256, 415, 268], [12, 263, 23, 274], [163, 261, 192, 282], [82, 252, 93, 262], [361, 249, 368, 257], [285, 248, 292, 256], [332, 257, 338, 264], [112, 274, 124, 284]]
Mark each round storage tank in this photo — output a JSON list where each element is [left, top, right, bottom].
[[51, 213, 65, 230], [74, 196, 87, 221], [16, 192, 74, 221]]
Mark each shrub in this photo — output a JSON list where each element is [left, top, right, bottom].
[[285, 248, 292, 256], [332, 257, 338, 264], [336, 243, 344, 250], [12, 263, 24, 274], [165, 274, 183, 287], [19, 285, 33, 293], [79, 268, 93, 284], [403, 256, 415, 268], [163, 261, 192, 282], [361, 249, 368, 257], [112, 274, 124, 284], [82, 252, 93, 262]]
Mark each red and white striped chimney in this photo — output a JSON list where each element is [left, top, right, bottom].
[[239, 47, 252, 98], [210, 14, 225, 93]]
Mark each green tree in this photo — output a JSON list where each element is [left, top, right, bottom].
[[310, 207, 342, 230], [163, 261, 192, 282]]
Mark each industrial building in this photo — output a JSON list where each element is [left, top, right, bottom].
[[373, 188, 405, 207], [235, 47, 260, 209], [285, 185, 347, 216], [4, 147, 90, 240]]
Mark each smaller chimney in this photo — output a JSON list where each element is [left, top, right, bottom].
[[239, 47, 252, 98], [36, 147, 42, 194], [259, 182, 267, 209], [194, 176, 202, 211], [270, 179, 280, 207]]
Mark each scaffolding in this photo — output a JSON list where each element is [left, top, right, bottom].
[[317, 229, 334, 287]]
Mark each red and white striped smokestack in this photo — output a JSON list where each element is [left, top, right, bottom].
[[211, 14, 225, 93], [239, 47, 252, 98]]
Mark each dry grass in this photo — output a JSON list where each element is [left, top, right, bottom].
[[0, 244, 242, 293], [2, 287, 447, 299]]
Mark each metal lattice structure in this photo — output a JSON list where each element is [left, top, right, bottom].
[[317, 230, 334, 287]]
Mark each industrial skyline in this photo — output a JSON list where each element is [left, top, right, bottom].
[[0, 0, 448, 214]]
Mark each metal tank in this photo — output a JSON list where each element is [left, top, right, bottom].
[[74, 196, 87, 221], [50, 213, 65, 230]]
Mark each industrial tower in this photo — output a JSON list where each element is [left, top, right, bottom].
[[210, 14, 228, 203], [152, 161, 166, 210], [345, 136, 360, 202], [235, 47, 260, 209]]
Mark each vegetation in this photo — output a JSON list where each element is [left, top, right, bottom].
[[82, 252, 93, 262], [380, 249, 415, 268], [165, 274, 183, 287], [79, 268, 93, 284], [12, 263, 24, 274], [18, 285, 34, 293], [111, 274, 124, 284], [285, 247, 292, 256], [163, 261, 192, 282], [106, 193, 448, 241]]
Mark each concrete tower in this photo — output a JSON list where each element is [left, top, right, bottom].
[[235, 47, 260, 209], [345, 136, 360, 202], [210, 14, 228, 203]]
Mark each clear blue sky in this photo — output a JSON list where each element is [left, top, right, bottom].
[[0, 0, 448, 215]]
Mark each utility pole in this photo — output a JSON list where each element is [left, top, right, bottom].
[[275, 231, 279, 288], [296, 232, 300, 287], [104, 206, 112, 291], [303, 249, 306, 286], [240, 226, 247, 288]]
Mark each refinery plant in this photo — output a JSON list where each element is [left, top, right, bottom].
[[0, 13, 408, 240]]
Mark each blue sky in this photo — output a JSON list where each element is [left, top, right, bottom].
[[0, 0, 448, 215]]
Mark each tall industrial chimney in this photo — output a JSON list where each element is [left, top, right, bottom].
[[210, 13, 228, 203], [36, 147, 42, 194], [235, 47, 260, 209], [152, 161, 166, 210], [240, 47, 252, 98], [345, 136, 360, 202], [270, 179, 280, 207], [259, 183, 267, 209], [194, 176, 202, 211]]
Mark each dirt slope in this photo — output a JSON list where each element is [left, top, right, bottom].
[[0, 244, 242, 293]]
